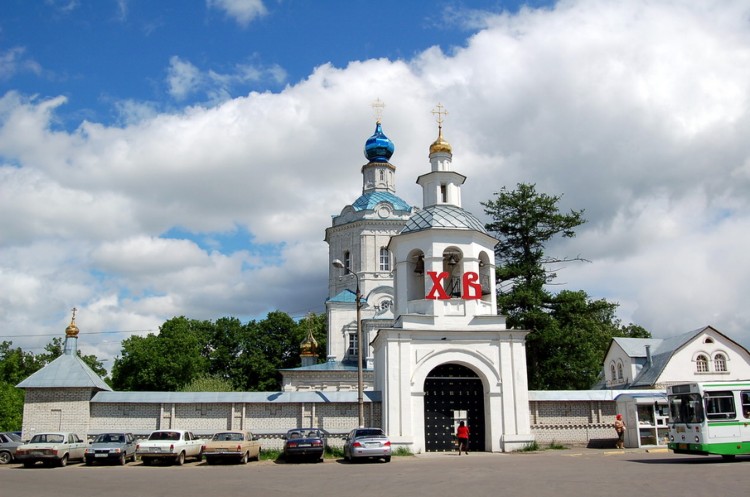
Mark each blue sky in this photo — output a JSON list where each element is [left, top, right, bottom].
[[2, 0, 750, 366], [2, 0, 547, 127]]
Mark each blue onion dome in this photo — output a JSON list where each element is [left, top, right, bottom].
[[364, 121, 395, 163]]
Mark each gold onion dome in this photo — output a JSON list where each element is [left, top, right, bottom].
[[300, 328, 318, 357], [429, 126, 452, 155], [65, 316, 79, 337]]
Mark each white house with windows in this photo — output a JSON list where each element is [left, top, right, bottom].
[[601, 326, 750, 390]]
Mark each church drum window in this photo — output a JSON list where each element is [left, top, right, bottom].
[[379, 247, 390, 271]]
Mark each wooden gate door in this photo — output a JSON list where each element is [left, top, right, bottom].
[[423, 363, 485, 452]]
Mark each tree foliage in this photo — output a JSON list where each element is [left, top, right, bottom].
[[111, 312, 327, 392], [483, 183, 650, 389]]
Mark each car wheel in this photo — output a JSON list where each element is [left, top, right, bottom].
[[253, 447, 261, 461], [85, 459, 93, 466], [142, 458, 152, 466], [59, 454, 68, 467], [0, 451, 12, 464], [383, 456, 391, 463], [176, 452, 185, 466], [119, 453, 127, 466], [240, 452, 248, 464], [23, 461, 35, 468]]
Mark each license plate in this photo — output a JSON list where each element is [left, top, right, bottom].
[[366, 442, 380, 448], [298, 443, 311, 447], [95, 453, 108, 458]]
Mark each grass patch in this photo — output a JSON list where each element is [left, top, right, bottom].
[[516, 440, 568, 452], [324, 445, 344, 459], [393, 446, 413, 457], [518, 440, 540, 452], [259, 448, 282, 461]]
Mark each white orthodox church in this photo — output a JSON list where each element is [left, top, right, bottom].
[[284, 107, 534, 452]]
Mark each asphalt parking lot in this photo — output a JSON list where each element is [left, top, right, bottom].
[[3, 448, 750, 497]]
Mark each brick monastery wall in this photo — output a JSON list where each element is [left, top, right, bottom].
[[529, 400, 619, 447], [27, 389, 611, 450]]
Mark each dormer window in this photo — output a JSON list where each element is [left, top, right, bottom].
[[704, 337, 714, 344]]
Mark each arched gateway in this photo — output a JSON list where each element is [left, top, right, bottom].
[[424, 363, 485, 452]]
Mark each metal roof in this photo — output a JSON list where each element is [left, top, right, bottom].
[[17, 351, 112, 391], [401, 204, 488, 234], [326, 289, 366, 304], [91, 390, 381, 404], [351, 191, 411, 213]]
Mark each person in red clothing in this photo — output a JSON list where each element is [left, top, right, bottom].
[[456, 421, 469, 455]]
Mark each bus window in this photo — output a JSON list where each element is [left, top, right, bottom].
[[741, 391, 750, 418], [669, 393, 705, 423], [704, 391, 735, 420]]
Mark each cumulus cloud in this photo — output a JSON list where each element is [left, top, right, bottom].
[[166, 55, 287, 103], [2, 0, 750, 364], [206, 0, 267, 27]]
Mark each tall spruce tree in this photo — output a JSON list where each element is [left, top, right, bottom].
[[483, 183, 649, 389]]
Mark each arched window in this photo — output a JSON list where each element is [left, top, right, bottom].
[[714, 354, 727, 372], [379, 247, 390, 271], [617, 362, 623, 380], [704, 337, 714, 344], [696, 354, 709, 373], [610, 364, 616, 382]]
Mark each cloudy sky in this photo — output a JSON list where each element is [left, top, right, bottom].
[[2, 0, 750, 366]]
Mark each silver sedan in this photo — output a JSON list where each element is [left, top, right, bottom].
[[343, 428, 391, 463]]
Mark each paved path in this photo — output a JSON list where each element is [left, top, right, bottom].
[[2, 448, 749, 497]]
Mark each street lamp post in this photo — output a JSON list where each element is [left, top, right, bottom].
[[332, 259, 365, 427]]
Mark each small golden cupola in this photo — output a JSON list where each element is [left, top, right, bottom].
[[65, 307, 80, 337], [299, 318, 319, 367], [429, 103, 452, 156]]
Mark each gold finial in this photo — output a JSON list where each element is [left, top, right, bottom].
[[299, 313, 318, 357], [430, 103, 452, 155], [65, 307, 80, 337], [372, 98, 385, 123]]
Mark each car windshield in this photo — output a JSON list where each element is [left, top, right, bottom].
[[95, 434, 125, 443], [5, 433, 22, 442], [30, 434, 65, 444], [213, 432, 244, 442], [355, 429, 384, 438], [287, 429, 321, 439], [149, 431, 181, 441]]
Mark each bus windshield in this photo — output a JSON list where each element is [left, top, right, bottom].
[[669, 393, 705, 423]]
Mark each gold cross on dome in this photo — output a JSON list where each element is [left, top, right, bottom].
[[432, 103, 448, 126], [372, 98, 385, 123]]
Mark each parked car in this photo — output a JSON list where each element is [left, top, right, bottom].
[[343, 428, 391, 463], [84, 432, 137, 466], [202, 430, 261, 465], [283, 428, 327, 462], [0, 432, 23, 464], [136, 430, 203, 466], [13, 432, 87, 467]]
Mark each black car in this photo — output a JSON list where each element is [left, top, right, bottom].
[[282, 428, 327, 462], [84, 432, 137, 465]]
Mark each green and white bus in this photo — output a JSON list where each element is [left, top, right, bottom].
[[667, 381, 750, 460]]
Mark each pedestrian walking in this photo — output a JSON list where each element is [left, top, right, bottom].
[[614, 414, 626, 449], [456, 421, 469, 455]]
